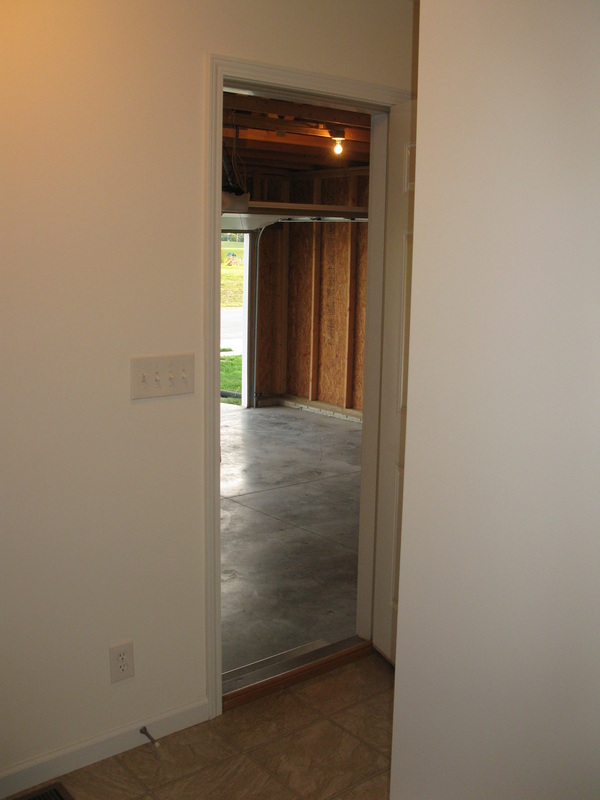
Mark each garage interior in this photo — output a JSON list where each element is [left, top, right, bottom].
[[220, 90, 373, 694]]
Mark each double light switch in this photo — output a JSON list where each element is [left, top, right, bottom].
[[130, 353, 195, 399]]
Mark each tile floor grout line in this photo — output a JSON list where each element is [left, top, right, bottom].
[[288, 674, 396, 716], [240, 748, 306, 800], [257, 759, 306, 800], [243, 712, 389, 800], [240, 713, 326, 756], [115, 748, 159, 794], [321, 682, 395, 711], [243, 759, 306, 800], [325, 714, 393, 760], [326, 767, 391, 800], [59, 756, 148, 800], [126, 751, 245, 797]]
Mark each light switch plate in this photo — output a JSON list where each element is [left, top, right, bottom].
[[130, 353, 195, 400]]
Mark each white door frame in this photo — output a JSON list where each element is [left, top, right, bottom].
[[204, 55, 409, 716], [241, 234, 250, 408]]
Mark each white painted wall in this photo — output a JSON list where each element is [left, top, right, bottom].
[[0, 0, 415, 793], [392, 1, 600, 797]]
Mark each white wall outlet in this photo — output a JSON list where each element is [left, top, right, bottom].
[[109, 641, 135, 683], [130, 353, 195, 400]]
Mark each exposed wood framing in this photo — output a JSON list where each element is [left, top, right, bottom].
[[309, 180, 322, 401], [286, 224, 313, 397], [344, 223, 358, 409], [352, 224, 368, 409], [222, 92, 372, 130], [278, 225, 289, 393], [288, 165, 369, 182], [256, 226, 288, 397], [318, 221, 347, 407], [254, 172, 368, 414], [222, 92, 371, 177]]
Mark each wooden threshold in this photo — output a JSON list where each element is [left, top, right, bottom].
[[281, 395, 363, 422], [222, 640, 374, 712]]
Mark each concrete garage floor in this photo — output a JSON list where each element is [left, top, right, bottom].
[[220, 403, 363, 690]]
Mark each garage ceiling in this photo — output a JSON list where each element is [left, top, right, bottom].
[[222, 91, 371, 178]]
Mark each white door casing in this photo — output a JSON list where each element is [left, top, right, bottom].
[[205, 55, 410, 715], [371, 101, 416, 662]]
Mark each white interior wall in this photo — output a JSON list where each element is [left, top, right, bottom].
[[392, 2, 600, 797], [0, 0, 415, 793]]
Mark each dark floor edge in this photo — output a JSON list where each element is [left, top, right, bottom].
[[13, 782, 76, 800], [222, 639, 374, 711]]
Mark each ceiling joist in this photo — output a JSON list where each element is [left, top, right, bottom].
[[223, 92, 371, 130], [222, 90, 372, 180]]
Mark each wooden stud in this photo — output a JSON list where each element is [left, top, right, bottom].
[[344, 223, 358, 409], [342, 177, 359, 409], [285, 224, 313, 397], [277, 222, 289, 394], [309, 179, 322, 401], [351, 224, 368, 410]]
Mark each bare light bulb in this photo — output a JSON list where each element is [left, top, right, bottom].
[[333, 139, 343, 155]]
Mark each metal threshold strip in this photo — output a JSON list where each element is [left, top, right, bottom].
[[222, 636, 371, 701]]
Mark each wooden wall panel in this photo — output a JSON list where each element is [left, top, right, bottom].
[[343, 226, 358, 408], [357, 174, 369, 206], [256, 172, 368, 412], [352, 224, 368, 410], [350, 174, 369, 410], [285, 224, 313, 398], [321, 176, 352, 205], [289, 179, 313, 204], [317, 222, 350, 407], [252, 174, 290, 202], [256, 226, 287, 396]]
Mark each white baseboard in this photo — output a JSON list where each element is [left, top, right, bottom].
[[0, 699, 210, 799]]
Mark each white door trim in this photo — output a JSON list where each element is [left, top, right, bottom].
[[355, 109, 388, 638], [204, 55, 409, 717]]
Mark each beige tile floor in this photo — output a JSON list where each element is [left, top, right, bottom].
[[11, 655, 394, 800]]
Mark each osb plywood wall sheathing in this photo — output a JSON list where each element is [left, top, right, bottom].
[[256, 225, 288, 396], [352, 175, 369, 410], [256, 173, 368, 412], [286, 223, 314, 397]]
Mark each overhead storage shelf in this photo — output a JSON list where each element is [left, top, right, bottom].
[[222, 201, 368, 232], [245, 201, 368, 219]]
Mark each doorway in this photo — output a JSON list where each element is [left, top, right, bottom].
[[205, 56, 411, 717], [219, 90, 373, 691], [220, 402, 364, 692]]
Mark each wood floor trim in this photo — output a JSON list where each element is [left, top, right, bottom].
[[222, 640, 375, 711]]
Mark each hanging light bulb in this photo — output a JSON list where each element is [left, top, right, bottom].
[[329, 128, 346, 156]]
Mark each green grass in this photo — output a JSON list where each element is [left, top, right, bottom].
[[221, 242, 244, 307], [220, 353, 242, 405]]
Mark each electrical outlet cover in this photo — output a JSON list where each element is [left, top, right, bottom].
[[109, 641, 134, 683]]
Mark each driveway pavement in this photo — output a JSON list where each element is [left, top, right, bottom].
[[221, 306, 244, 355]]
